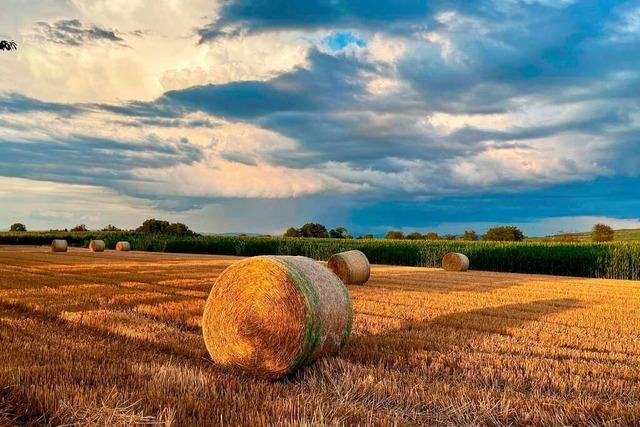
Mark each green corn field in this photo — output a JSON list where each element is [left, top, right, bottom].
[[2, 232, 640, 280]]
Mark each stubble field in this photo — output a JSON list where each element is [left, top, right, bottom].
[[0, 246, 639, 426]]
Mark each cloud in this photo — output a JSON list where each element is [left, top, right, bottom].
[[161, 50, 368, 118], [0, 176, 160, 230], [198, 0, 431, 41], [32, 19, 125, 46], [3, 1, 640, 234]]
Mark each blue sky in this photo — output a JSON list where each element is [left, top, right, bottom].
[[1, 0, 640, 235]]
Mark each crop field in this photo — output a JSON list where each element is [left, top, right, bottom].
[[2, 232, 640, 280], [1, 246, 640, 425]]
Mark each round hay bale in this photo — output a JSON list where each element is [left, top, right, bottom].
[[327, 250, 370, 285], [50, 239, 68, 253], [442, 252, 470, 272], [88, 240, 105, 252], [202, 255, 352, 379], [115, 241, 130, 252]]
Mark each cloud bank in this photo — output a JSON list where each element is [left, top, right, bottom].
[[1, 0, 640, 234]]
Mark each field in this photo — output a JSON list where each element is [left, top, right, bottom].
[[2, 232, 640, 280], [550, 228, 640, 242], [1, 246, 639, 425]]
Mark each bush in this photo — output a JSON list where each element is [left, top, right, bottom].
[[592, 224, 614, 242], [136, 219, 170, 234], [384, 230, 404, 239], [135, 219, 196, 236], [484, 226, 524, 242], [329, 226, 349, 239], [10, 223, 26, 232], [462, 230, 478, 241], [165, 222, 196, 236], [300, 223, 329, 238], [284, 227, 301, 237], [102, 224, 121, 232]]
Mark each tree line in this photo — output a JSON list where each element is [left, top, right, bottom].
[[284, 224, 525, 241], [283, 223, 618, 242], [7, 221, 617, 242], [7, 219, 197, 236]]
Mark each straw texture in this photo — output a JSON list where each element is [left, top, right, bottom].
[[50, 240, 68, 253], [202, 256, 352, 379], [115, 241, 131, 251], [327, 250, 370, 285], [88, 240, 105, 252], [442, 252, 470, 272]]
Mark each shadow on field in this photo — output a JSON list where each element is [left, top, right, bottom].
[[345, 298, 582, 367], [366, 269, 555, 294]]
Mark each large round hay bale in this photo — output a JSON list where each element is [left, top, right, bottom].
[[50, 239, 68, 253], [442, 252, 470, 272], [115, 241, 130, 252], [88, 240, 105, 252], [202, 255, 352, 379], [327, 250, 370, 285]]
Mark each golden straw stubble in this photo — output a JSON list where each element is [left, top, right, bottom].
[[88, 240, 105, 252], [442, 252, 470, 272], [327, 250, 370, 285], [202, 256, 352, 379], [50, 239, 68, 252]]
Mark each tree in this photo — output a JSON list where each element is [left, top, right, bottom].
[[135, 219, 196, 236], [10, 223, 26, 232], [359, 234, 374, 239], [329, 226, 349, 239], [102, 224, 121, 232], [443, 234, 456, 241], [165, 222, 196, 236], [424, 232, 440, 240], [284, 227, 301, 237], [384, 230, 404, 239], [406, 231, 423, 240], [483, 226, 524, 242], [300, 223, 329, 238], [462, 230, 478, 241], [592, 224, 614, 242], [71, 224, 88, 232], [136, 219, 170, 234]]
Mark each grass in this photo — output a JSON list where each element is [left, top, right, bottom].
[[1, 246, 639, 425], [548, 228, 640, 242], [2, 232, 640, 279]]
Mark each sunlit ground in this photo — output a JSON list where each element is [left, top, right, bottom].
[[1, 246, 639, 425]]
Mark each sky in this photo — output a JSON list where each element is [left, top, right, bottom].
[[1, 0, 640, 236]]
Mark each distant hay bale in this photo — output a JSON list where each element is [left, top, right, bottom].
[[202, 255, 352, 379], [88, 240, 105, 252], [50, 239, 68, 253], [115, 241, 130, 252], [327, 250, 370, 285], [442, 252, 470, 272]]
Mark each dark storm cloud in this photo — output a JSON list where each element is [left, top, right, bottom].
[[0, 92, 79, 115], [32, 19, 124, 46], [5, 0, 640, 231], [198, 0, 432, 41], [0, 133, 202, 190], [161, 50, 367, 118], [399, 2, 640, 113]]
